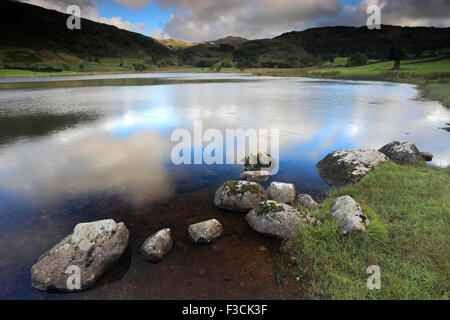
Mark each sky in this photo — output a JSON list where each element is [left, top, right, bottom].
[[19, 0, 450, 41]]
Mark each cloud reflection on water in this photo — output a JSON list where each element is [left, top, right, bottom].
[[0, 74, 449, 207]]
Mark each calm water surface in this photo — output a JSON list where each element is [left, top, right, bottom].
[[0, 73, 449, 299]]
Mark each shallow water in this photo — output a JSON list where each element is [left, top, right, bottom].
[[0, 73, 449, 299]]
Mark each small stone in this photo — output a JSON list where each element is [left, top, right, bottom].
[[266, 182, 296, 203], [241, 170, 272, 182], [330, 195, 369, 234], [296, 194, 319, 209], [259, 246, 267, 251], [214, 180, 267, 212], [140, 228, 173, 262], [188, 219, 223, 243], [198, 269, 207, 276]]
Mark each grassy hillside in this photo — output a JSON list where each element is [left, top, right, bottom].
[[285, 161, 449, 299], [2, 1, 449, 76], [0, 0, 175, 70], [157, 39, 199, 50], [177, 25, 450, 69]]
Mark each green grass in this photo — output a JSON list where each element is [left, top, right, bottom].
[[284, 161, 449, 299], [0, 68, 76, 77]]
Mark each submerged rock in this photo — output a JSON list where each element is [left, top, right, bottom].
[[330, 196, 369, 234], [420, 152, 433, 162], [245, 201, 317, 239], [214, 180, 267, 212], [188, 219, 223, 243], [266, 182, 295, 204], [296, 194, 319, 209], [241, 170, 272, 182], [379, 141, 422, 165], [140, 228, 173, 262], [31, 219, 129, 292], [316, 149, 389, 188], [241, 151, 277, 182]]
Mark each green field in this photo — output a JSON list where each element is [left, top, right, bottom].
[[285, 161, 449, 299]]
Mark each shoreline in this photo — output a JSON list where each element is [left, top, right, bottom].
[[1, 63, 448, 108]]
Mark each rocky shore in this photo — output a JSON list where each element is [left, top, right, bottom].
[[30, 142, 433, 292]]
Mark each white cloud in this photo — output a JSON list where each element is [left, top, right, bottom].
[[113, 0, 151, 9], [149, 28, 171, 39], [154, 0, 450, 41], [20, 0, 149, 33], [19, 0, 450, 41]]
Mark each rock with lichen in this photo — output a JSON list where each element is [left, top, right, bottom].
[[316, 149, 389, 188], [379, 141, 422, 165], [31, 219, 129, 292], [330, 196, 369, 234], [214, 180, 267, 212], [245, 201, 317, 239]]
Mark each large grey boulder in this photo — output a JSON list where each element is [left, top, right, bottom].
[[245, 201, 317, 239], [330, 196, 369, 234], [296, 194, 319, 209], [140, 228, 173, 262], [214, 180, 267, 212], [316, 149, 389, 188], [379, 141, 421, 165], [188, 219, 223, 243], [266, 182, 295, 204], [31, 219, 129, 292]]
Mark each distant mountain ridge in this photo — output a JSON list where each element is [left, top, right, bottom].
[[0, 0, 173, 65], [1, 0, 449, 70]]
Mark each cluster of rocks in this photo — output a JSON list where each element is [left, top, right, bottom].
[[31, 217, 223, 292], [214, 179, 320, 239]]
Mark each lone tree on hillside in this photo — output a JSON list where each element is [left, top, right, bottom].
[[390, 44, 405, 70]]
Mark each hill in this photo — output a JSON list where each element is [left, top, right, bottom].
[[210, 36, 249, 46], [0, 0, 174, 68], [177, 25, 450, 69], [1, 1, 449, 72], [157, 39, 199, 50]]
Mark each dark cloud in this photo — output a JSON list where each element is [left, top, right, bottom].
[[18, 0, 450, 41]]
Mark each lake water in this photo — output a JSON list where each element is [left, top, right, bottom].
[[0, 73, 449, 299]]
